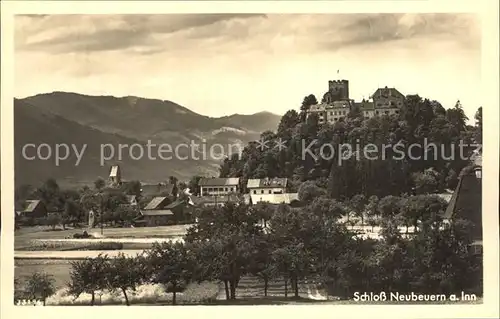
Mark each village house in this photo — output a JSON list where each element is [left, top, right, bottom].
[[199, 177, 240, 196], [443, 154, 482, 254], [190, 193, 246, 208], [246, 177, 299, 205], [140, 182, 177, 198], [143, 196, 171, 210], [135, 197, 192, 226], [250, 192, 299, 205], [306, 79, 405, 124], [136, 210, 174, 227], [16, 200, 48, 219], [247, 177, 288, 195]]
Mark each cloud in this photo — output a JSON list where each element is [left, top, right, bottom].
[[15, 14, 267, 53], [313, 13, 480, 51], [15, 13, 479, 56]]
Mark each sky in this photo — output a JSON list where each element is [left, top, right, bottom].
[[14, 13, 481, 120]]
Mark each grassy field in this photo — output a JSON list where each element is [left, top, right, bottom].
[[15, 259, 74, 290], [15, 225, 191, 249]]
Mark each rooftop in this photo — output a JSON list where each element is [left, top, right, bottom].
[[247, 178, 288, 189], [141, 183, 175, 197], [199, 177, 240, 187], [143, 196, 169, 210], [21, 200, 43, 213], [371, 87, 405, 99]]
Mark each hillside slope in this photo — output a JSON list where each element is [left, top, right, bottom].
[[14, 93, 281, 187]]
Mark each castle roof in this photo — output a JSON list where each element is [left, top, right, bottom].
[[371, 87, 404, 99]]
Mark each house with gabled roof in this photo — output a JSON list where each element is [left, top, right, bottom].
[[16, 200, 47, 219], [443, 155, 482, 254], [135, 210, 175, 227], [247, 178, 288, 195], [140, 183, 177, 198], [135, 197, 193, 226], [143, 196, 171, 210], [199, 177, 240, 196]]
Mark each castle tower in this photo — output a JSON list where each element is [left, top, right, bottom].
[[328, 79, 349, 101]]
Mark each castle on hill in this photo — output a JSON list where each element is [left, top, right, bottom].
[[306, 79, 405, 124]]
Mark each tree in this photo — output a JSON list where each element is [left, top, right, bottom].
[[349, 194, 367, 225], [185, 202, 262, 300], [377, 196, 401, 220], [187, 176, 202, 196], [116, 205, 137, 226], [307, 197, 346, 221], [474, 106, 482, 145], [366, 216, 378, 232], [248, 233, 276, 297], [397, 196, 413, 234], [177, 181, 188, 193], [106, 253, 145, 306], [252, 202, 275, 229], [268, 204, 321, 297], [64, 199, 82, 228], [300, 94, 318, 112], [47, 213, 61, 230], [67, 254, 109, 306], [277, 110, 301, 139], [407, 218, 481, 294], [94, 178, 106, 191], [368, 218, 408, 292], [147, 241, 193, 305], [33, 178, 63, 211], [272, 241, 313, 298], [297, 181, 325, 203], [412, 169, 439, 194], [365, 195, 379, 219], [24, 272, 56, 306], [122, 180, 142, 198]]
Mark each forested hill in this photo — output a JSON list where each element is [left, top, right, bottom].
[[219, 94, 482, 199]]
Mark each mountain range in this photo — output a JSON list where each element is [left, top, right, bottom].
[[14, 92, 281, 188]]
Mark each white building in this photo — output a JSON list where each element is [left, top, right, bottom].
[[199, 177, 240, 196], [247, 178, 288, 195]]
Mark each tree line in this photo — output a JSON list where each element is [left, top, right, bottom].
[[20, 195, 482, 305], [219, 95, 482, 200], [14, 176, 187, 229]]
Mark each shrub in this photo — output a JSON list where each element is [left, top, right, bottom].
[[80, 242, 123, 251], [46, 281, 219, 305], [23, 272, 56, 306]]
